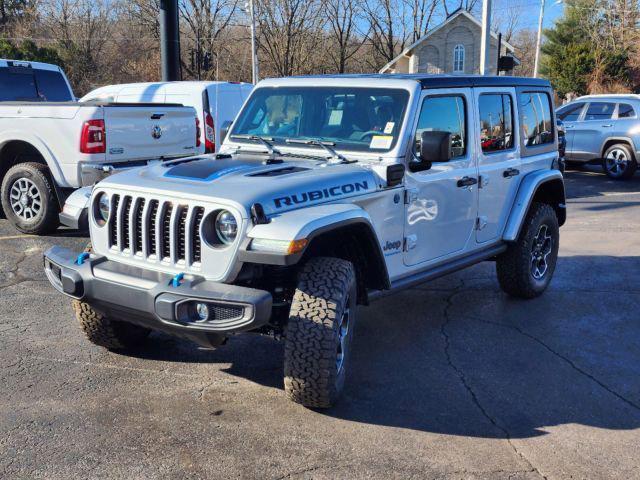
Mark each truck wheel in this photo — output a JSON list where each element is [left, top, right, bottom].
[[72, 300, 150, 350], [602, 144, 637, 180], [496, 202, 559, 299], [284, 257, 357, 408], [0, 162, 59, 234]]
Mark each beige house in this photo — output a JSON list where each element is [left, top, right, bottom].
[[380, 9, 518, 75]]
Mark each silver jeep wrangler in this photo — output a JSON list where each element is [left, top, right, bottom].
[[44, 75, 566, 408]]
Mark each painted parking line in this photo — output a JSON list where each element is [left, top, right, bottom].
[[0, 234, 35, 241]]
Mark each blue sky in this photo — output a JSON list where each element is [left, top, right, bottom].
[[492, 0, 564, 31]]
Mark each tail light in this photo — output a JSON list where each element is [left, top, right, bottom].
[[80, 119, 106, 154], [204, 112, 215, 153], [195, 117, 201, 148]]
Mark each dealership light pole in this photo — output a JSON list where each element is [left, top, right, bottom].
[[246, 0, 260, 84], [479, 0, 492, 75], [534, 0, 546, 77]]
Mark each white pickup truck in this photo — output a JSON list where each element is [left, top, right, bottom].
[[0, 59, 201, 234]]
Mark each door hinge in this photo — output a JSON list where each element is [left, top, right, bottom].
[[404, 234, 418, 251], [404, 188, 418, 204], [475, 216, 488, 230]]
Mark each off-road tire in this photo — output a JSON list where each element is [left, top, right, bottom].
[[0, 162, 59, 234], [284, 257, 357, 409], [72, 301, 151, 350], [496, 202, 559, 299], [602, 143, 637, 180]]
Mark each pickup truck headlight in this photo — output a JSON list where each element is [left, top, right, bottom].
[[215, 210, 238, 245], [93, 192, 110, 225]]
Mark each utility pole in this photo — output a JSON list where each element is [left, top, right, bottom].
[[534, 0, 545, 77], [479, 0, 492, 75], [159, 0, 181, 81], [247, 0, 259, 84]]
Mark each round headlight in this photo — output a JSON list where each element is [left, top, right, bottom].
[[215, 210, 237, 245], [95, 192, 110, 224]]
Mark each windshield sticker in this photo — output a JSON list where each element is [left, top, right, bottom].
[[370, 135, 393, 150], [328, 110, 343, 126], [384, 122, 395, 134]]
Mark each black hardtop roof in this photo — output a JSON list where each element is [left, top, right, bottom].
[[293, 73, 552, 89]]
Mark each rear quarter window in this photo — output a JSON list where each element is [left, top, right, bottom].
[[519, 92, 554, 147]]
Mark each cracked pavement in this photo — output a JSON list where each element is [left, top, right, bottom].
[[1, 168, 640, 479]]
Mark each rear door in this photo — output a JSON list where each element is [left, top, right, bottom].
[[571, 101, 616, 160], [103, 105, 198, 162], [474, 87, 521, 244], [556, 102, 585, 160]]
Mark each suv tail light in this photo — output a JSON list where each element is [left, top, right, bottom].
[[80, 119, 106, 154], [204, 112, 215, 153], [195, 117, 202, 148]]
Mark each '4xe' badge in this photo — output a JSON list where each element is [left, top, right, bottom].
[[151, 125, 163, 139]]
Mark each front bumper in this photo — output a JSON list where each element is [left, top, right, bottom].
[[43, 246, 273, 344]]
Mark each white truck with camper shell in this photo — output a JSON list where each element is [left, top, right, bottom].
[[0, 59, 202, 234], [44, 74, 566, 408]]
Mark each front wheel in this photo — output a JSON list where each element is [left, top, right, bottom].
[[0, 162, 59, 234], [283, 257, 357, 408], [602, 144, 637, 180], [496, 202, 559, 299]]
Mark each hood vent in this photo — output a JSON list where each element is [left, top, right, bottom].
[[248, 166, 309, 177]]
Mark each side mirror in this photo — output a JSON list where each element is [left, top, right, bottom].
[[410, 131, 452, 172], [219, 120, 233, 145]]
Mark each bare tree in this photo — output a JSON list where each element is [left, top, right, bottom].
[[409, 0, 440, 42], [325, 0, 365, 72], [254, 0, 326, 77], [361, 0, 409, 69], [179, 0, 239, 79]]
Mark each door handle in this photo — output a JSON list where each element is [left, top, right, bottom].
[[503, 167, 520, 178], [564, 125, 574, 129], [457, 176, 478, 188], [601, 124, 613, 128]]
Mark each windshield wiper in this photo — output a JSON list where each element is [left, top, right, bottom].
[[285, 138, 355, 164], [229, 134, 282, 163]]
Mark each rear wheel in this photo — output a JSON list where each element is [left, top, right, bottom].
[[602, 144, 637, 180], [496, 202, 559, 299], [0, 162, 59, 234], [283, 257, 357, 408]]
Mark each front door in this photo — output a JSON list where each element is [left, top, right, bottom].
[[403, 88, 478, 267], [556, 102, 586, 160], [474, 88, 521, 244]]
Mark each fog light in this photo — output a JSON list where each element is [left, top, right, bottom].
[[195, 302, 209, 321]]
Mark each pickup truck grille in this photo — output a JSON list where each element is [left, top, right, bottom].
[[108, 194, 206, 270]]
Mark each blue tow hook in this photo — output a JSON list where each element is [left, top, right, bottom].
[[171, 273, 185, 288], [76, 252, 90, 265]]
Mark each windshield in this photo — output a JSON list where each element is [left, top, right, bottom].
[[230, 87, 410, 153]]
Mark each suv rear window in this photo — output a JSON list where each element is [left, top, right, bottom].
[[519, 92, 554, 146], [584, 102, 615, 121]]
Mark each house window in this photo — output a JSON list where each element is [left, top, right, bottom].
[[453, 45, 465, 73]]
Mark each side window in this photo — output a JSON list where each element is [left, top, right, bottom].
[[557, 102, 584, 121], [33, 69, 73, 101], [519, 92, 554, 146], [584, 102, 615, 121], [415, 95, 466, 158], [478, 94, 514, 153], [618, 103, 636, 119]]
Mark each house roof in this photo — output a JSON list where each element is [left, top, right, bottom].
[[379, 9, 517, 73]]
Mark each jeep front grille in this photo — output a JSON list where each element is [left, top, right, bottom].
[[107, 194, 205, 270]]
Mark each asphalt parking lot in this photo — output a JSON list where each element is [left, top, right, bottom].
[[1, 168, 639, 480]]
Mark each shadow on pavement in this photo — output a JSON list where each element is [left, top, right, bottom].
[[123, 254, 640, 440], [564, 167, 640, 200]]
